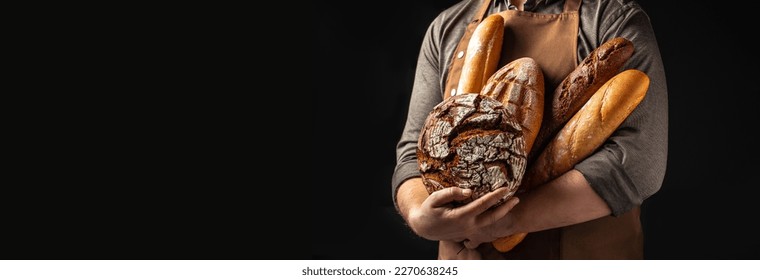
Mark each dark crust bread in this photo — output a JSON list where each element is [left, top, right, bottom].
[[529, 37, 634, 161], [520, 69, 649, 192], [417, 93, 526, 205]]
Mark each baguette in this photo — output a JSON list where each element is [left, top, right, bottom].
[[492, 232, 528, 253], [491, 39, 632, 253], [481, 57, 544, 153], [522, 69, 648, 190], [492, 69, 649, 253], [457, 14, 504, 95], [529, 37, 634, 162]]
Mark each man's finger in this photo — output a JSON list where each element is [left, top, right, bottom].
[[457, 187, 511, 215], [463, 239, 482, 249], [427, 187, 472, 207], [476, 196, 519, 228]]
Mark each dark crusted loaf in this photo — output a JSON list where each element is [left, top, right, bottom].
[[529, 37, 634, 161], [417, 93, 527, 205]]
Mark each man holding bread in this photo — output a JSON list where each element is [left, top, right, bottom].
[[392, 0, 668, 259]]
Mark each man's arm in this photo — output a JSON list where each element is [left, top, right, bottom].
[[462, 170, 610, 248], [508, 170, 611, 233], [395, 178, 429, 224], [574, 0, 668, 216]]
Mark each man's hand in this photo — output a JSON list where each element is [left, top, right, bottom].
[[397, 178, 520, 242]]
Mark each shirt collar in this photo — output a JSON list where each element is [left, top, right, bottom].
[[495, 0, 561, 12], [515, 0, 559, 10], [524, 0, 559, 8]]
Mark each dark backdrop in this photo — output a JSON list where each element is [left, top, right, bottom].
[[312, 0, 760, 259]]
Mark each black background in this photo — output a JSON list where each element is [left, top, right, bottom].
[[312, 0, 760, 260], [0, 0, 756, 262]]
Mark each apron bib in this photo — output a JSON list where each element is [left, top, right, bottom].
[[444, 0, 579, 98], [440, 0, 644, 259]]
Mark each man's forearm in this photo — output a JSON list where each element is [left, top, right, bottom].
[[396, 178, 429, 223], [508, 169, 612, 234]]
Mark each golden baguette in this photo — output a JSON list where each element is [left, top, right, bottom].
[[492, 69, 650, 253], [522, 69, 649, 189], [492, 232, 528, 253], [529, 37, 634, 162], [457, 14, 504, 95]]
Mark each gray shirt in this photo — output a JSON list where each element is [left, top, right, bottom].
[[392, 0, 668, 216]]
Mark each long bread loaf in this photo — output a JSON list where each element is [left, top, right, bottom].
[[456, 14, 504, 95], [492, 69, 650, 253], [481, 57, 544, 153], [528, 37, 634, 162]]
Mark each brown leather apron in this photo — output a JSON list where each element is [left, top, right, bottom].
[[440, 0, 644, 259]]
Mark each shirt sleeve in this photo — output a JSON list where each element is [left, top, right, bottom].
[[390, 16, 447, 211], [574, 3, 669, 216]]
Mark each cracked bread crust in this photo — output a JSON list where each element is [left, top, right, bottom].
[[417, 93, 526, 205]]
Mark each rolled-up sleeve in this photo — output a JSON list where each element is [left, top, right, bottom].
[[391, 16, 449, 211], [575, 4, 668, 216]]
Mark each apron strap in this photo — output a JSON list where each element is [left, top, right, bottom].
[[473, 0, 493, 22], [563, 0, 581, 12], [443, 0, 580, 98], [443, 0, 493, 98]]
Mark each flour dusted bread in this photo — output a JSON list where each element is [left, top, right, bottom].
[[521, 69, 649, 191], [457, 14, 504, 95], [493, 69, 649, 253], [417, 93, 526, 205], [529, 37, 634, 161], [481, 57, 544, 153]]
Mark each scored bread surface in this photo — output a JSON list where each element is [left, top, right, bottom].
[[417, 93, 527, 205]]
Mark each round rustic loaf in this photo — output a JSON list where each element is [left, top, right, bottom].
[[417, 93, 526, 205]]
